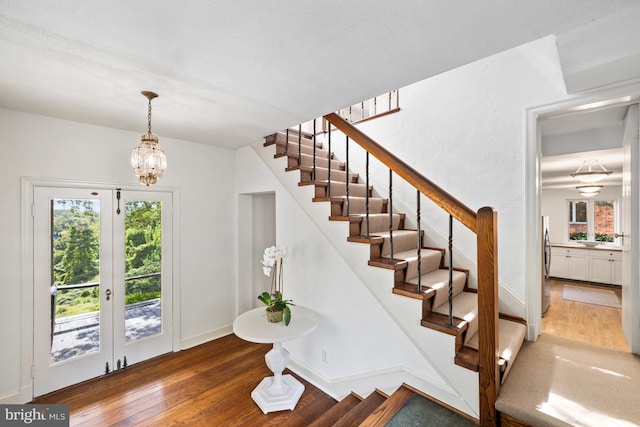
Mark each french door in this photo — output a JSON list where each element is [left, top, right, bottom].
[[33, 186, 173, 397]]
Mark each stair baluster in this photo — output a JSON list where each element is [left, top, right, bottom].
[[388, 168, 394, 262], [298, 124, 301, 165], [313, 119, 317, 180], [346, 136, 350, 216], [327, 123, 332, 197], [416, 189, 422, 293], [448, 214, 454, 326], [365, 151, 370, 238], [285, 129, 289, 156]]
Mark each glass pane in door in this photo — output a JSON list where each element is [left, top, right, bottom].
[[124, 200, 162, 342], [50, 198, 101, 363]]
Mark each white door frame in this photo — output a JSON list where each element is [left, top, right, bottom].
[[21, 178, 181, 400], [525, 82, 640, 342]]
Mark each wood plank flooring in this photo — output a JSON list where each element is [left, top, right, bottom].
[[32, 334, 337, 426], [542, 279, 629, 352]]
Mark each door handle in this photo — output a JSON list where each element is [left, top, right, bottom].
[[615, 233, 624, 244], [105, 289, 112, 301]]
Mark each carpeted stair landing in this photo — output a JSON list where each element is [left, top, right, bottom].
[[385, 393, 477, 426], [497, 333, 640, 426]]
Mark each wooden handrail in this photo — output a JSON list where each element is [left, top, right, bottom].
[[323, 112, 477, 232], [323, 112, 499, 427]]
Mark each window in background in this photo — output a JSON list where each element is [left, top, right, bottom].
[[594, 200, 615, 242], [568, 199, 617, 243], [568, 200, 588, 240]]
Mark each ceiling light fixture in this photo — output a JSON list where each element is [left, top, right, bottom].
[[576, 184, 602, 198], [131, 91, 167, 186], [580, 191, 599, 198], [570, 159, 612, 183], [576, 184, 603, 194]]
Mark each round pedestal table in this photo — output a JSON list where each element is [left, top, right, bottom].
[[232, 306, 319, 414]]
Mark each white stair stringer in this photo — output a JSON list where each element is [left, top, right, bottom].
[[252, 143, 481, 419]]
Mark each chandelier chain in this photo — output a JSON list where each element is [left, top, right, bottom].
[[147, 98, 153, 134]]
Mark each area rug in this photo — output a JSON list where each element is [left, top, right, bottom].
[[562, 284, 621, 308]]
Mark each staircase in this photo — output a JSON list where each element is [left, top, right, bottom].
[[283, 384, 468, 427], [264, 117, 527, 427]]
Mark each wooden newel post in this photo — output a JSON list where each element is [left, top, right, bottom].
[[477, 206, 499, 427]]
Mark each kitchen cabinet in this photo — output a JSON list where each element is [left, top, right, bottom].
[[590, 251, 622, 286], [550, 246, 622, 285], [550, 247, 590, 281]]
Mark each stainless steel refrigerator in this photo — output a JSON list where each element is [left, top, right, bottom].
[[542, 216, 551, 316]]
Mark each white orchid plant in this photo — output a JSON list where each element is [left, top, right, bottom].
[[258, 245, 294, 325]]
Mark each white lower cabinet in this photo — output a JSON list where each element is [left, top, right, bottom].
[[550, 248, 589, 281], [550, 246, 622, 285], [589, 251, 623, 286]]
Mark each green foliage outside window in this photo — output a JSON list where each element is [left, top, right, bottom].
[[569, 232, 587, 241], [53, 199, 162, 318], [595, 233, 614, 242]]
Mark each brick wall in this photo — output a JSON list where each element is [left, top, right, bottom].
[[594, 201, 614, 240]]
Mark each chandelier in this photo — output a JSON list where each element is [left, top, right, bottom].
[[570, 159, 612, 183], [131, 91, 167, 186]]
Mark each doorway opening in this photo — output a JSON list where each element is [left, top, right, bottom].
[[540, 104, 627, 351], [525, 86, 640, 355], [237, 192, 276, 315]]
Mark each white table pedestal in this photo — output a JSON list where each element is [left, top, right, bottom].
[[251, 342, 305, 413], [232, 306, 319, 414]]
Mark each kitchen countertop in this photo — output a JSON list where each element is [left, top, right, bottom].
[[552, 243, 622, 252]]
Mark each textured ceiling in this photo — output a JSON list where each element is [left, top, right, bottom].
[[0, 1, 636, 148]]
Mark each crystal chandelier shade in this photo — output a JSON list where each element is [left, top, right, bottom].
[[131, 91, 166, 186]]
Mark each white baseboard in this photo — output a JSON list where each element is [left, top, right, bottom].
[[0, 385, 33, 404], [180, 325, 233, 350]]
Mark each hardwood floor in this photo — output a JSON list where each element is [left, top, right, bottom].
[[32, 334, 337, 426], [542, 279, 629, 352]]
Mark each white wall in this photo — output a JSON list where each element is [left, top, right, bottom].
[[234, 146, 479, 416], [344, 35, 568, 307], [0, 108, 235, 402], [542, 186, 622, 245], [231, 35, 577, 416]]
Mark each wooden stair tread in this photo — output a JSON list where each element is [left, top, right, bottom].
[[360, 385, 414, 426], [307, 393, 361, 427], [433, 291, 479, 344], [332, 390, 387, 427], [331, 196, 388, 216], [421, 312, 467, 336], [408, 268, 468, 308], [465, 317, 527, 383], [392, 283, 435, 300], [279, 392, 338, 427], [267, 131, 321, 147], [394, 248, 445, 281]]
